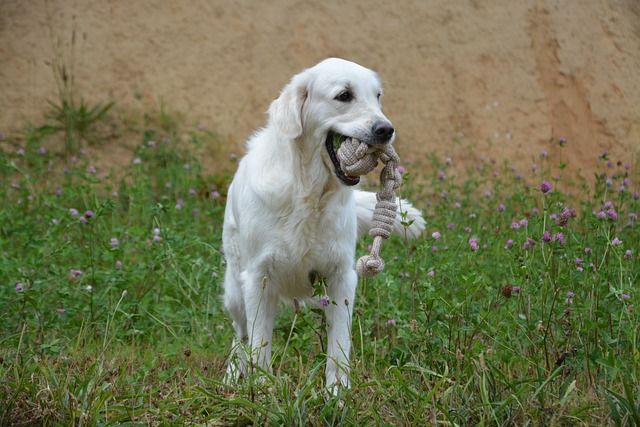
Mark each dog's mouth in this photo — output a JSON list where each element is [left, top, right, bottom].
[[325, 131, 361, 186]]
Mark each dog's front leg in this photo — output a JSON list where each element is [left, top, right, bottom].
[[242, 272, 278, 376], [324, 268, 357, 391]]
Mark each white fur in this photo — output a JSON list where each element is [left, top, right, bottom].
[[222, 58, 425, 390]]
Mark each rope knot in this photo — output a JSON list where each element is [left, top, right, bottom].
[[336, 137, 403, 278], [338, 138, 379, 177]]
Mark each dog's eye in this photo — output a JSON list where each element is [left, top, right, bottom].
[[335, 90, 353, 103]]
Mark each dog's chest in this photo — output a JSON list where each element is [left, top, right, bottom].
[[273, 196, 356, 270]]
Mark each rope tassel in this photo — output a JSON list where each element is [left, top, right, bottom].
[[337, 137, 403, 278]]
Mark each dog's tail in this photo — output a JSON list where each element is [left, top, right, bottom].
[[354, 190, 425, 240]]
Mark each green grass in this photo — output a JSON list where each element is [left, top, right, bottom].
[[0, 121, 638, 426]]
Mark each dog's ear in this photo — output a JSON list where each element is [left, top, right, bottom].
[[268, 74, 308, 140]]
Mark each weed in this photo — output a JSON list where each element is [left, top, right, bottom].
[[46, 97, 114, 154]]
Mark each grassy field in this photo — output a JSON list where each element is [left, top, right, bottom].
[[0, 113, 638, 426]]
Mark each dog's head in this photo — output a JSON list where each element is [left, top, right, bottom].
[[268, 58, 395, 186]]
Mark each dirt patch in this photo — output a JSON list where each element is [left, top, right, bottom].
[[1, 0, 639, 180]]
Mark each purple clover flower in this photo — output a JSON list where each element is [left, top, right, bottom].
[[469, 238, 479, 251], [539, 180, 552, 193], [556, 208, 576, 227], [522, 238, 536, 250], [565, 291, 575, 305]]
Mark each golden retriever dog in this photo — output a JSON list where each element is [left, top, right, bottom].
[[222, 58, 425, 390]]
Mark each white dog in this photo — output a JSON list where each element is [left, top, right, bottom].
[[222, 58, 425, 390]]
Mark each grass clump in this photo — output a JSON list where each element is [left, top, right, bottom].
[[0, 124, 638, 426]]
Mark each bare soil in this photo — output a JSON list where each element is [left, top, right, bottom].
[[1, 0, 639, 180]]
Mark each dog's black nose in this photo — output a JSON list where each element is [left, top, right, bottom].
[[372, 121, 395, 143]]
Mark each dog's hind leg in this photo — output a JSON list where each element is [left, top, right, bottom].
[[324, 268, 357, 391]]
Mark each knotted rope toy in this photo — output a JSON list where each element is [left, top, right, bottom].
[[336, 136, 403, 278]]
